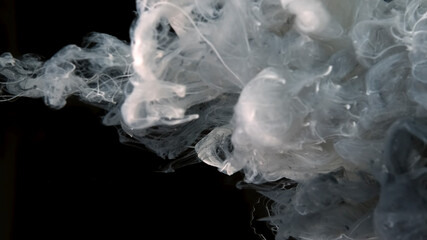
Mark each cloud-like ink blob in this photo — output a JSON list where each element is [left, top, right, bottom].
[[2, 0, 427, 239]]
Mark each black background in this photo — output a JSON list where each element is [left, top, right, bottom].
[[0, 1, 269, 239]]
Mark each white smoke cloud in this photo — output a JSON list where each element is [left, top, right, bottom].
[[2, 0, 427, 239]]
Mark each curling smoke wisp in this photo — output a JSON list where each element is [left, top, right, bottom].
[[2, 0, 427, 239]]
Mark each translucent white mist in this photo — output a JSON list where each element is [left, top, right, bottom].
[[2, 0, 427, 239]]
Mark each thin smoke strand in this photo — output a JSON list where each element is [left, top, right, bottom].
[[1, 0, 427, 239]]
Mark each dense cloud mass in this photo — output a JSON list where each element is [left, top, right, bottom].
[[2, 0, 427, 239]]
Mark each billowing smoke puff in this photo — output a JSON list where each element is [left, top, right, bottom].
[[2, 0, 427, 239]]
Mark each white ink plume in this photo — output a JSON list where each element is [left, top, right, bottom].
[[2, 0, 427, 239]]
